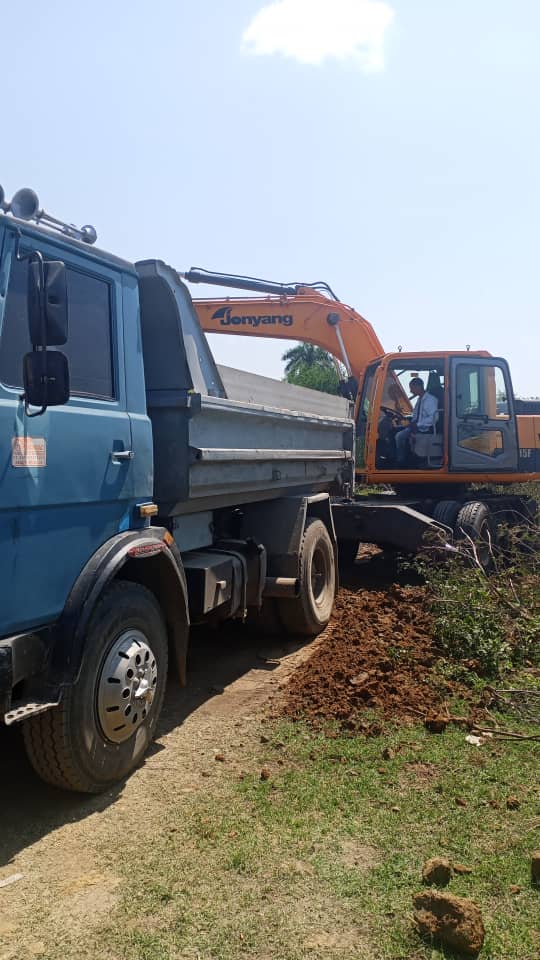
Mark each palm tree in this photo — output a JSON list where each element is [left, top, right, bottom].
[[282, 343, 336, 378], [282, 343, 341, 395]]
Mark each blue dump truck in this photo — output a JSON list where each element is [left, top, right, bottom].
[[0, 187, 354, 792]]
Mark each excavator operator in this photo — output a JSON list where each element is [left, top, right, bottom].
[[395, 377, 439, 466]]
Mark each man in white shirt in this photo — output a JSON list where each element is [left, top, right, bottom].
[[395, 377, 439, 466]]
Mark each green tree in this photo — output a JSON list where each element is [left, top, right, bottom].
[[282, 343, 340, 395]]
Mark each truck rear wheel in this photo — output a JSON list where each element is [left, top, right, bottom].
[[23, 581, 168, 793], [278, 519, 336, 637]]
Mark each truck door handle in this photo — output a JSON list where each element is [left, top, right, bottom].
[[111, 449, 135, 462]]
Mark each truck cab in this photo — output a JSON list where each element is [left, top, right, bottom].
[[0, 214, 152, 637]]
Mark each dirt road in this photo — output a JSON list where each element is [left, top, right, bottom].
[[0, 562, 455, 959], [0, 620, 321, 959]]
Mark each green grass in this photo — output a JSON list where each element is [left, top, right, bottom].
[[103, 713, 539, 960]]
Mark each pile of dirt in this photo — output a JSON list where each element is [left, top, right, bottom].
[[280, 583, 469, 730], [413, 890, 485, 957]]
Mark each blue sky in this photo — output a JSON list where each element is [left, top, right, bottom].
[[2, 0, 538, 394]]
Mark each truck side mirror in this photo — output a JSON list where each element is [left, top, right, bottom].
[[28, 260, 68, 346], [23, 351, 70, 412]]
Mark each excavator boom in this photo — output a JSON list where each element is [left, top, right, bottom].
[[183, 267, 384, 384]]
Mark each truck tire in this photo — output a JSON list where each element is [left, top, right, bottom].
[[278, 519, 336, 637], [455, 501, 496, 570], [23, 581, 168, 793], [432, 499, 461, 532]]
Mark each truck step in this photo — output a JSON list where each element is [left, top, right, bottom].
[[4, 700, 60, 726]]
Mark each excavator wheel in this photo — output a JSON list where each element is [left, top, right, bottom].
[[455, 501, 497, 571], [432, 499, 461, 533]]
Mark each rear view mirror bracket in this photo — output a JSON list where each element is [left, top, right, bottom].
[[23, 387, 47, 418]]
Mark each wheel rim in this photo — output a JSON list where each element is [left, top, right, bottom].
[[311, 546, 329, 608], [97, 629, 158, 744]]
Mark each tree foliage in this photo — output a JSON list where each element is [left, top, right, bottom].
[[282, 343, 340, 395]]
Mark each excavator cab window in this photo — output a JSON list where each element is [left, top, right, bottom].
[[450, 359, 518, 470], [376, 360, 445, 470], [355, 363, 378, 468]]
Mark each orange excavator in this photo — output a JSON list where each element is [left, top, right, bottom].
[[182, 267, 539, 559]]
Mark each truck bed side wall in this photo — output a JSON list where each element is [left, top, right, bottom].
[[136, 261, 354, 516]]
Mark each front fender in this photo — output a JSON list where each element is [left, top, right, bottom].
[[50, 528, 189, 685]]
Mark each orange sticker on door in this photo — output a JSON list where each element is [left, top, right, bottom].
[[12, 437, 47, 468]]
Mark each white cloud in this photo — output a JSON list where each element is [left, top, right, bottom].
[[242, 0, 395, 71]]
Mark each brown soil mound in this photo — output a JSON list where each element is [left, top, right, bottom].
[[413, 890, 485, 956], [280, 583, 468, 729], [421, 857, 453, 887]]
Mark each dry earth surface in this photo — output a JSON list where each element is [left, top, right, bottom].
[[0, 609, 336, 959], [0, 556, 530, 959]]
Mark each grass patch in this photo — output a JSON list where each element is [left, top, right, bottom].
[[94, 712, 540, 960]]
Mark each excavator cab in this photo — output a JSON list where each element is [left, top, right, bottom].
[[374, 360, 445, 470], [356, 353, 521, 482]]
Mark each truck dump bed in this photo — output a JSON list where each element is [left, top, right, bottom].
[[217, 365, 350, 419], [136, 261, 354, 516]]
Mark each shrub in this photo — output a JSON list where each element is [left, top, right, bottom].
[[424, 510, 539, 677]]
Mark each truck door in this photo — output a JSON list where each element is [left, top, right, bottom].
[[449, 356, 518, 472], [0, 230, 134, 636]]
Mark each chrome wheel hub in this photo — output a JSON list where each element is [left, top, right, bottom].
[[97, 629, 158, 744]]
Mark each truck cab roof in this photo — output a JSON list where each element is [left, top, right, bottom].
[[0, 212, 136, 275]]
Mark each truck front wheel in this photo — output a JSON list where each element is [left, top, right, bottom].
[[278, 519, 336, 637], [23, 581, 168, 793]]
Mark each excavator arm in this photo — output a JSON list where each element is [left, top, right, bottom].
[[182, 268, 384, 391]]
